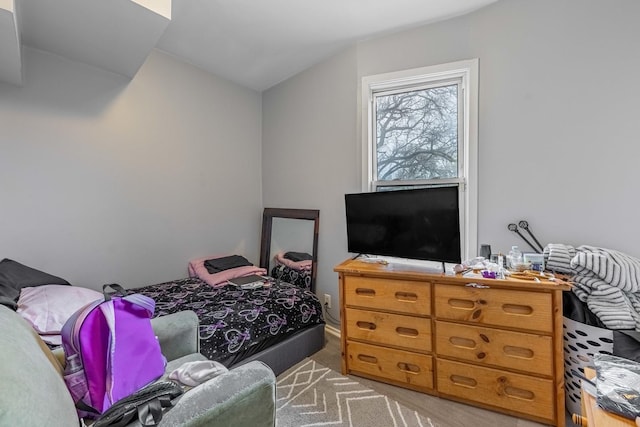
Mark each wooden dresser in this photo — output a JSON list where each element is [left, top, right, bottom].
[[335, 258, 571, 427]]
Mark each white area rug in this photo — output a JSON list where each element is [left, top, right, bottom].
[[276, 358, 433, 427]]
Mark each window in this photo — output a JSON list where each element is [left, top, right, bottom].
[[361, 59, 478, 261]]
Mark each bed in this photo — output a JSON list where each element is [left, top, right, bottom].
[[3, 256, 325, 377], [134, 275, 325, 374]]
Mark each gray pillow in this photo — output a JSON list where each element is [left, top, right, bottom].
[[0, 258, 70, 302]]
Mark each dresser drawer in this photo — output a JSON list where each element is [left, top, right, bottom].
[[436, 359, 555, 422], [346, 308, 432, 352], [346, 341, 433, 390], [434, 284, 552, 333], [344, 276, 431, 316], [435, 321, 553, 375]]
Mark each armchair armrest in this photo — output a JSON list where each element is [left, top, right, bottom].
[[158, 361, 275, 427], [151, 311, 200, 361]]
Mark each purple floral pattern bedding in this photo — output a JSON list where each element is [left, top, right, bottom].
[[135, 277, 324, 366], [271, 264, 312, 291]]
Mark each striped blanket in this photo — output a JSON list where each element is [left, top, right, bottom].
[[543, 243, 576, 274], [570, 245, 640, 330]]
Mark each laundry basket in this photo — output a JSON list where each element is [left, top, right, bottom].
[[562, 316, 614, 416]]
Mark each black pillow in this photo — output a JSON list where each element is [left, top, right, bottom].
[[0, 296, 18, 310], [0, 258, 70, 302]]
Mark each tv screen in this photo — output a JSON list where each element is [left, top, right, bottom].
[[345, 187, 461, 264]]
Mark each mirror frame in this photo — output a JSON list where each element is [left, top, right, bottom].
[[259, 208, 320, 293]]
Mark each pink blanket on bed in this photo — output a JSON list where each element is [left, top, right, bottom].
[[188, 255, 267, 287], [274, 252, 313, 271]]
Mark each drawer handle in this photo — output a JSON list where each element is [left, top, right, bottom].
[[449, 336, 476, 349], [502, 304, 533, 315], [395, 327, 419, 337], [395, 291, 418, 302], [503, 386, 535, 401], [356, 321, 377, 330], [357, 354, 378, 364], [355, 288, 376, 297], [450, 374, 477, 388], [503, 345, 534, 359], [448, 298, 474, 309], [397, 362, 421, 374], [497, 375, 535, 400]]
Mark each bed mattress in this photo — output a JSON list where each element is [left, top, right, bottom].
[[135, 277, 324, 367]]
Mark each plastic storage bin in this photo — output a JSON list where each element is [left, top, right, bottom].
[[562, 316, 614, 416]]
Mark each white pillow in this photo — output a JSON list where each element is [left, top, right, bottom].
[[17, 285, 102, 335]]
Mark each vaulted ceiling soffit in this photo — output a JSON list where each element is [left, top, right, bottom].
[[0, 0, 171, 86]]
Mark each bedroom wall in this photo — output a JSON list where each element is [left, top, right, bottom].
[[262, 47, 358, 324], [262, 0, 640, 323], [0, 47, 263, 290]]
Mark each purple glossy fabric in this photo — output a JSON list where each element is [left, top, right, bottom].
[[62, 293, 165, 418]]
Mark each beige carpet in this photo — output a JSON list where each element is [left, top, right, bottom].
[[276, 358, 433, 427]]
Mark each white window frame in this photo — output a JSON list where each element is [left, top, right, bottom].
[[361, 59, 478, 262]]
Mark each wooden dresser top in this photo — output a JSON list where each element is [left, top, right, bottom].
[[334, 258, 572, 292]]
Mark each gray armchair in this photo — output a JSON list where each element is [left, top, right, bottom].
[[0, 307, 276, 427]]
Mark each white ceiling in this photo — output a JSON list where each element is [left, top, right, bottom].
[[1, 0, 497, 91]]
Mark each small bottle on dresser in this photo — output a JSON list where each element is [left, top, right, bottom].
[[508, 246, 522, 269], [497, 253, 505, 279]]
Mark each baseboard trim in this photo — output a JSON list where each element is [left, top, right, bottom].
[[325, 324, 341, 339]]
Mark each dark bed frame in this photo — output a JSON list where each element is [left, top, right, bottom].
[[233, 323, 325, 376]]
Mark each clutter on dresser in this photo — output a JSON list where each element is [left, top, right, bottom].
[[524, 252, 545, 271], [454, 253, 552, 281], [479, 243, 491, 259]]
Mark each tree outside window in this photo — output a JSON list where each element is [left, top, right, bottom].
[[361, 59, 478, 260], [374, 84, 459, 185]]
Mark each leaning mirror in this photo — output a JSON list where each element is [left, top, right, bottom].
[[259, 208, 319, 293]]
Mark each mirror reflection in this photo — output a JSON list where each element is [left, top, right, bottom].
[[259, 208, 319, 293], [269, 217, 315, 272]]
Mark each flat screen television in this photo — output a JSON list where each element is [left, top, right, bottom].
[[345, 186, 461, 264]]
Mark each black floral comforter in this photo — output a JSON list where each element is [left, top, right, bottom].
[[271, 264, 312, 291], [135, 277, 324, 366]]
